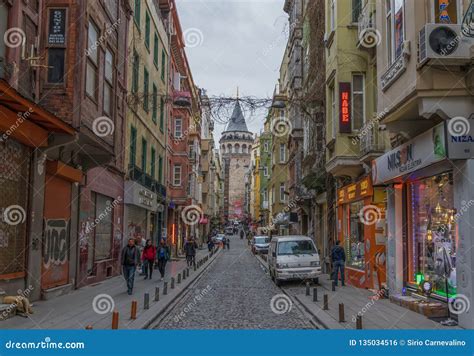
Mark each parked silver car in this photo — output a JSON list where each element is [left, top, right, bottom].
[[267, 235, 321, 286], [251, 235, 270, 254]]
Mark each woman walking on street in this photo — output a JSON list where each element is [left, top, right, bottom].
[[156, 239, 170, 281], [142, 239, 156, 280]]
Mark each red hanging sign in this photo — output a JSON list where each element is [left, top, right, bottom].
[[339, 82, 351, 133]]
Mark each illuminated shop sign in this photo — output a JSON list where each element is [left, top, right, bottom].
[[339, 82, 351, 133], [372, 124, 446, 184]]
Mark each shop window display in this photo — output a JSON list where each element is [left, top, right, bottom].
[[344, 200, 365, 269], [408, 172, 457, 298]]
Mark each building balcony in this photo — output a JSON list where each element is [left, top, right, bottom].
[[173, 90, 192, 107], [201, 139, 210, 152], [357, 1, 377, 51], [201, 159, 209, 172], [128, 164, 166, 198], [359, 119, 386, 164]]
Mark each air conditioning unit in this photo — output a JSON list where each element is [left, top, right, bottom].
[[419, 24, 473, 65]]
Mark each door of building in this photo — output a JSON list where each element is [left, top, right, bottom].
[[41, 173, 71, 290]]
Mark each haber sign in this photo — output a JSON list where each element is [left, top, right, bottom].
[[339, 82, 351, 133]]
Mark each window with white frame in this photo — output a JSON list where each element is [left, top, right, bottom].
[[263, 166, 269, 177], [352, 74, 365, 130], [86, 21, 99, 99], [330, 84, 336, 139], [174, 118, 182, 138], [330, 0, 336, 31], [173, 165, 181, 186], [263, 189, 268, 203], [279, 143, 286, 163], [279, 183, 286, 202], [264, 141, 269, 152], [352, 0, 362, 23], [103, 48, 113, 115], [386, 0, 405, 64]]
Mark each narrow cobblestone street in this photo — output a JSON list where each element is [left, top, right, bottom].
[[154, 236, 314, 329]]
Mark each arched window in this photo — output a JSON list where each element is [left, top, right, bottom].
[[242, 144, 247, 154], [235, 144, 240, 153], [227, 144, 232, 154]]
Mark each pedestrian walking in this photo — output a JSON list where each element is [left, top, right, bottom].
[[226, 237, 230, 250], [142, 239, 156, 280], [240, 229, 244, 240], [247, 230, 253, 246], [156, 239, 170, 280], [184, 237, 197, 267], [121, 238, 140, 295], [331, 240, 346, 286], [207, 236, 214, 252], [221, 236, 227, 249]]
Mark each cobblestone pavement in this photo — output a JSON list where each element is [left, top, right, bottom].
[[155, 235, 314, 329]]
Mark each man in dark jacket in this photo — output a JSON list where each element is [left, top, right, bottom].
[[184, 237, 197, 267], [331, 241, 346, 286], [121, 238, 140, 295]]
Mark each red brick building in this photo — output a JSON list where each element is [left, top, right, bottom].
[[35, 0, 131, 291], [160, 0, 202, 256]]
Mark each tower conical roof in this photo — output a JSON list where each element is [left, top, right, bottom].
[[224, 101, 249, 132]]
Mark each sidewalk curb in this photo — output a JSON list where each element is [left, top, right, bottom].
[[138, 248, 222, 329], [294, 295, 344, 330], [252, 250, 338, 330]]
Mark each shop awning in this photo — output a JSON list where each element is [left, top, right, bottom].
[[0, 79, 75, 147]]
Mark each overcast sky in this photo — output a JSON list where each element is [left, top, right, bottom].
[[175, 0, 288, 139]]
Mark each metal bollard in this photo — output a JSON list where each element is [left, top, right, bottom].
[[183, 270, 186, 280], [171, 277, 175, 289], [306, 282, 310, 296], [144, 293, 149, 310], [187, 268, 190, 277], [356, 315, 363, 329], [111, 311, 119, 329], [339, 303, 345, 322], [323, 294, 329, 310], [130, 301, 137, 319], [194, 263, 197, 271], [155, 287, 160, 301], [313, 288, 318, 302], [177, 273, 181, 284], [163, 282, 168, 295], [332, 281, 336, 291]]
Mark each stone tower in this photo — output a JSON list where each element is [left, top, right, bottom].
[[219, 101, 253, 221]]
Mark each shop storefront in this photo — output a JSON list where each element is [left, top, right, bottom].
[[372, 121, 473, 326], [124, 181, 159, 246], [337, 176, 387, 289]]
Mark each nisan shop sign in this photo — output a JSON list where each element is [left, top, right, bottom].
[[372, 124, 446, 184], [386, 144, 416, 172]]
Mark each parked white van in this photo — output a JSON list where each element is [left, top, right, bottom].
[[268, 235, 321, 286]]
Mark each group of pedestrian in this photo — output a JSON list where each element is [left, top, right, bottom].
[[121, 238, 170, 295]]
